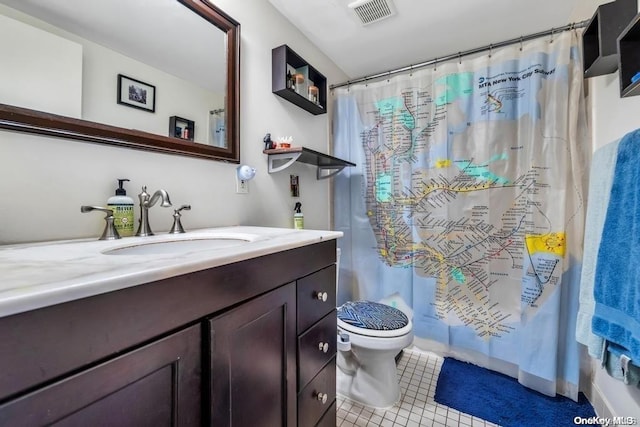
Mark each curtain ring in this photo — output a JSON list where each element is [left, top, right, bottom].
[[409, 63, 414, 77], [550, 27, 554, 43], [488, 44, 492, 58], [458, 52, 462, 64], [519, 36, 523, 51], [434, 57, 438, 71]]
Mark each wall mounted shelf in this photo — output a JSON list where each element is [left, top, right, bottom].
[[618, 12, 640, 97], [263, 147, 355, 180], [583, 0, 636, 78], [169, 115, 194, 141], [272, 45, 327, 115]]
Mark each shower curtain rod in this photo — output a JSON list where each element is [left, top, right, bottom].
[[330, 20, 589, 89]]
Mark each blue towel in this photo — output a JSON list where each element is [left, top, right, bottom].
[[576, 140, 619, 359], [593, 128, 640, 363], [602, 341, 640, 387]]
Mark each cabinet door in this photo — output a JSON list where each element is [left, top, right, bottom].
[[0, 325, 201, 427], [208, 282, 296, 427]]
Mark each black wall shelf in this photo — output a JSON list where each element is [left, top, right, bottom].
[[169, 115, 195, 141], [263, 147, 355, 179], [618, 13, 640, 97], [272, 45, 327, 115], [583, 0, 637, 78]]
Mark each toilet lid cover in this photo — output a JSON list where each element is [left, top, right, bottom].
[[337, 301, 409, 331]]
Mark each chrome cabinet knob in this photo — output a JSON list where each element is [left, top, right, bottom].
[[315, 291, 328, 302], [318, 342, 329, 353], [316, 392, 328, 404]]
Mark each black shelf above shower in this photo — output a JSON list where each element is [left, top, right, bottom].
[[583, 0, 637, 78], [618, 12, 640, 97], [272, 45, 327, 115]]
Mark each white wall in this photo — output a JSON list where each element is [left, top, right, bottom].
[[0, 13, 82, 118], [0, 0, 349, 244], [585, 71, 640, 419]]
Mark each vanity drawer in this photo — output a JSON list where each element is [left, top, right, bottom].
[[316, 400, 336, 427], [297, 264, 336, 333], [297, 358, 336, 427], [298, 310, 337, 390]]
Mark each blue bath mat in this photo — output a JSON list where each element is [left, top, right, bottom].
[[434, 358, 598, 427]]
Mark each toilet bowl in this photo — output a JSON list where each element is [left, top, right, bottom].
[[335, 249, 414, 408]]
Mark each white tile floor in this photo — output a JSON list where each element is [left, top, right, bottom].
[[336, 349, 499, 427]]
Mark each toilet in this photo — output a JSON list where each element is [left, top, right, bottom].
[[335, 249, 414, 408]]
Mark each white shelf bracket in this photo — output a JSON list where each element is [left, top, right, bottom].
[[267, 152, 303, 173], [317, 165, 345, 180]]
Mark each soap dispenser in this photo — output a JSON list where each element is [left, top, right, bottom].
[[107, 178, 135, 237], [293, 202, 304, 230]]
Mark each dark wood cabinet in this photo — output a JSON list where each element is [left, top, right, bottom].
[[272, 44, 327, 115], [583, 0, 636, 77], [208, 282, 297, 426], [0, 325, 201, 426], [297, 361, 336, 427], [296, 265, 337, 426], [0, 240, 338, 426], [298, 312, 337, 390]]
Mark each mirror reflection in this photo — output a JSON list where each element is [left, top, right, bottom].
[[0, 0, 239, 159]]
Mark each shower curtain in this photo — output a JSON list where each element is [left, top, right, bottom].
[[209, 110, 226, 147], [332, 30, 590, 399]]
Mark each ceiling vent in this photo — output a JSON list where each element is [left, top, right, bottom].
[[348, 0, 396, 26]]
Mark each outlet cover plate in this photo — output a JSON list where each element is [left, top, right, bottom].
[[236, 176, 249, 194]]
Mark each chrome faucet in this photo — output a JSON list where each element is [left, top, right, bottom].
[[169, 205, 191, 234], [81, 206, 121, 240], [135, 186, 172, 237]]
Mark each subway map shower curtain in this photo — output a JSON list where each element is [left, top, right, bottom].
[[332, 31, 589, 399]]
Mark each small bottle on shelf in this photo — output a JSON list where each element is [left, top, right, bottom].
[[308, 85, 319, 104], [294, 74, 304, 94], [286, 70, 293, 89]]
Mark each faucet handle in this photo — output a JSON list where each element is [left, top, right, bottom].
[[169, 205, 191, 234], [81, 206, 121, 240]]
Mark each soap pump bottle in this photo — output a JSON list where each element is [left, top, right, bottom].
[[107, 179, 135, 237], [293, 202, 304, 230]]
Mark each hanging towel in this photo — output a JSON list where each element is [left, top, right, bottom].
[[592, 128, 640, 364], [576, 139, 620, 359], [602, 341, 640, 387]]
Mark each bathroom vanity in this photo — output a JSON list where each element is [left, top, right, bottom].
[[0, 227, 339, 426]]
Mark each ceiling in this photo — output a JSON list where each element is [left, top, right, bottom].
[[268, 0, 608, 80]]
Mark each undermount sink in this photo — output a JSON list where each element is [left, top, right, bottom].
[[103, 234, 260, 256]]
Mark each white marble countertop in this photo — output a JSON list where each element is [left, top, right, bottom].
[[0, 226, 342, 318]]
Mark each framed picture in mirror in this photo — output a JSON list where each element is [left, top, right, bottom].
[[117, 74, 156, 113]]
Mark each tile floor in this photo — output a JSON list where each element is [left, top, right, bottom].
[[336, 349, 500, 427]]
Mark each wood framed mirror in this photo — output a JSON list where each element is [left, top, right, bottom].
[[0, 0, 240, 162]]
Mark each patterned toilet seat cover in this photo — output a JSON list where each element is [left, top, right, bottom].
[[337, 301, 409, 331]]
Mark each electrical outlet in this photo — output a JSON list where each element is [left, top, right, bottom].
[[236, 176, 249, 194]]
